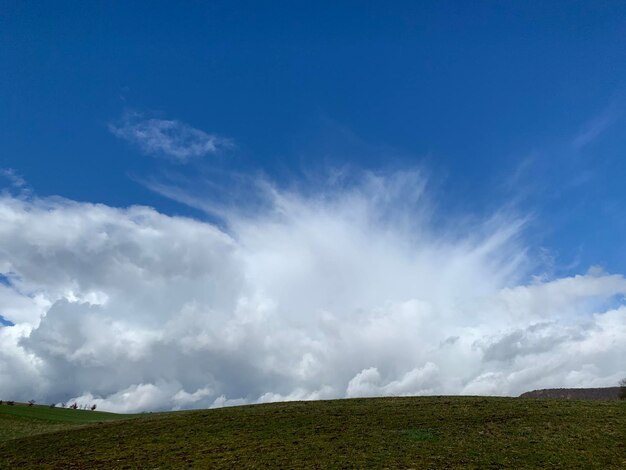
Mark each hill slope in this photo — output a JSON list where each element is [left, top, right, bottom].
[[0, 403, 133, 442], [520, 387, 621, 400], [1, 397, 624, 469]]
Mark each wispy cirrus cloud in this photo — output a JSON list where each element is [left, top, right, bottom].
[[572, 99, 622, 150], [109, 111, 232, 162], [572, 114, 614, 150]]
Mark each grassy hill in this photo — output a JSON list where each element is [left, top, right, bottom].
[[1, 397, 624, 468], [520, 387, 621, 400], [0, 402, 133, 442]]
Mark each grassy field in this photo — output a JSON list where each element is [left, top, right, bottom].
[[0, 397, 624, 468], [0, 403, 133, 443]]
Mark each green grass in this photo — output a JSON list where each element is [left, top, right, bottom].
[[1, 397, 624, 468], [0, 403, 133, 442]]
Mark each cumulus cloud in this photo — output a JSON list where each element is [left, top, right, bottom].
[[0, 172, 625, 412], [109, 111, 231, 162]]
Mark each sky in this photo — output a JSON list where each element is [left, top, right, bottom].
[[1, 1, 625, 412]]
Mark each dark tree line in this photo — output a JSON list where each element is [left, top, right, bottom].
[[0, 399, 97, 410]]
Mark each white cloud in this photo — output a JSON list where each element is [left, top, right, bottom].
[[346, 362, 439, 398], [109, 111, 231, 162], [1, 169, 27, 189], [1, 169, 31, 197], [0, 172, 625, 412]]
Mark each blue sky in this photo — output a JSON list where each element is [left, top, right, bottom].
[[3, 1, 626, 274], [1, 2, 626, 410]]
